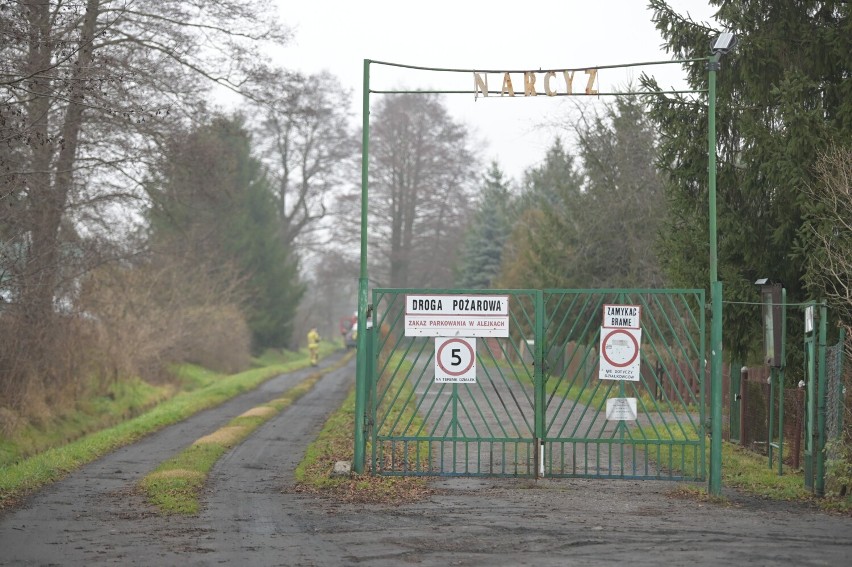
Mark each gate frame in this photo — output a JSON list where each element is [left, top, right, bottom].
[[368, 287, 706, 480], [353, 50, 735, 495]]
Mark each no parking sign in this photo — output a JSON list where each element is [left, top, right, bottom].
[[599, 305, 641, 381]]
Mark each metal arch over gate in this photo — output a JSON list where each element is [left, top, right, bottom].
[[353, 52, 732, 493], [369, 288, 705, 480]]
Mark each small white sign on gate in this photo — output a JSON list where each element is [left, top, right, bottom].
[[606, 397, 638, 421]]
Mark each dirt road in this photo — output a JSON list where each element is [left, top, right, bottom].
[[2, 352, 851, 566]]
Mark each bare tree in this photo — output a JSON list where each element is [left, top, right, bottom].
[[365, 94, 477, 289], [0, 0, 289, 411], [804, 146, 852, 334], [295, 248, 359, 347], [250, 69, 358, 251]]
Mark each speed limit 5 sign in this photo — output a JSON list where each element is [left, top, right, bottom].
[[435, 337, 476, 383]]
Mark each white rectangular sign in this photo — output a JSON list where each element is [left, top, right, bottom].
[[405, 294, 509, 337], [606, 398, 638, 421], [602, 304, 641, 329]]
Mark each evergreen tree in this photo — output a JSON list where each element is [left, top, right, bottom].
[[148, 115, 304, 351], [498, 139, 585, 290], [457, 163, 513, 289], [642, 0, 851, 362]]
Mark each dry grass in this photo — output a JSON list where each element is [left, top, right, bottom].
[[146, 469, 205, 481], [238, 406, 276, 418], [193, 426, 247, 446]]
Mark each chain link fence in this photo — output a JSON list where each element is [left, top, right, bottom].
[[824, 336, 850, 496], [730, 335, 846, 474]]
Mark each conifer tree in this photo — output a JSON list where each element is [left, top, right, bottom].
[[148, 115, 304, 351], [642, 0, 851, 362], [498, 139, 585, 290], [457, 163, 513, 289]]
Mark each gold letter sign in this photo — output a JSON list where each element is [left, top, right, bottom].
[[472, 68, 600, 98]]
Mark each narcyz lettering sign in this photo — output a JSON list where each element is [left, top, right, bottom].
[[435, 337, 476, 383], [472, 68, 599, 98], [405, 294, 509, 337]]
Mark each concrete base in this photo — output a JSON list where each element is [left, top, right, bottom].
[[331, 460, 352, 477]]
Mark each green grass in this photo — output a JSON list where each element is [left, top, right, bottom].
[[0, 346, 341, 511], [140, 350, 354, 515], [633, 423, 823, 506], [0, 377, 172, 467], [720, 442, 813, 501], [294, 354, 431, 503]]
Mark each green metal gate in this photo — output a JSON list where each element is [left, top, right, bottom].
[[369, 288, 705, 481]]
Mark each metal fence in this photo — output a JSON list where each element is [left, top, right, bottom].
[[369, 288, 706, 481], [730, 336, 847, 477]]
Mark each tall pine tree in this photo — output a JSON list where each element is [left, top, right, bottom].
[[457, 163, 513, 289], [148, 115, 304, 351], [642, 0, 851, 362], [498, 139, 585, 290]]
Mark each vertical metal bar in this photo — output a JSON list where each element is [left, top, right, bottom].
[[619, 379, 625, 476], [804, 321, 816, 491], [729, 361, 741, 442], [816, 302, 828, 496], [534, 290, 545, 477], [354, 59, 371, 474], [708, 51, 724, 496], [452, 383, 458, 473], [369, 305, 378, 472], [777, 287, 787, 475], [768, 366, 776, 469], [838, 328, 847, 430]]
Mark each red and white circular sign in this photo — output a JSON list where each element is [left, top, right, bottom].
[[599, 328, 641, 381], [601, 329, 639, 367]]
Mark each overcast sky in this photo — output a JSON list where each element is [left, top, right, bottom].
[[273, 0, 719, 181]]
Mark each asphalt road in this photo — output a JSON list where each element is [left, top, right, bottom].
[[2, 351, 851, 566]]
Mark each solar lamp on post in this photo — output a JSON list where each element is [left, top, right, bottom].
[[707, 31, 737, 496]]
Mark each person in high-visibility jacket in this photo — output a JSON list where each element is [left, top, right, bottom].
[[307, 327, 320, 366]]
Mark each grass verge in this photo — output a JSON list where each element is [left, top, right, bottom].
[[0, 377, 175, 467], [640, 425, 846, 512], [0, 344, 341, 511], [294, 354, 432, 504], [139, 350, 354, 515], [294, 389, 432, 504]]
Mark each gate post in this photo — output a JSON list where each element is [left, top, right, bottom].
[[353, 59, 371, 474], [707, 48, 724, 496], [815, 302, 828, 496], [709, 281, 724, 495], [707, 35, 738, 496], [740, 366, 749, 448]]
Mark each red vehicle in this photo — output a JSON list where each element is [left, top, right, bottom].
[[339, 313, 358, 349]]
